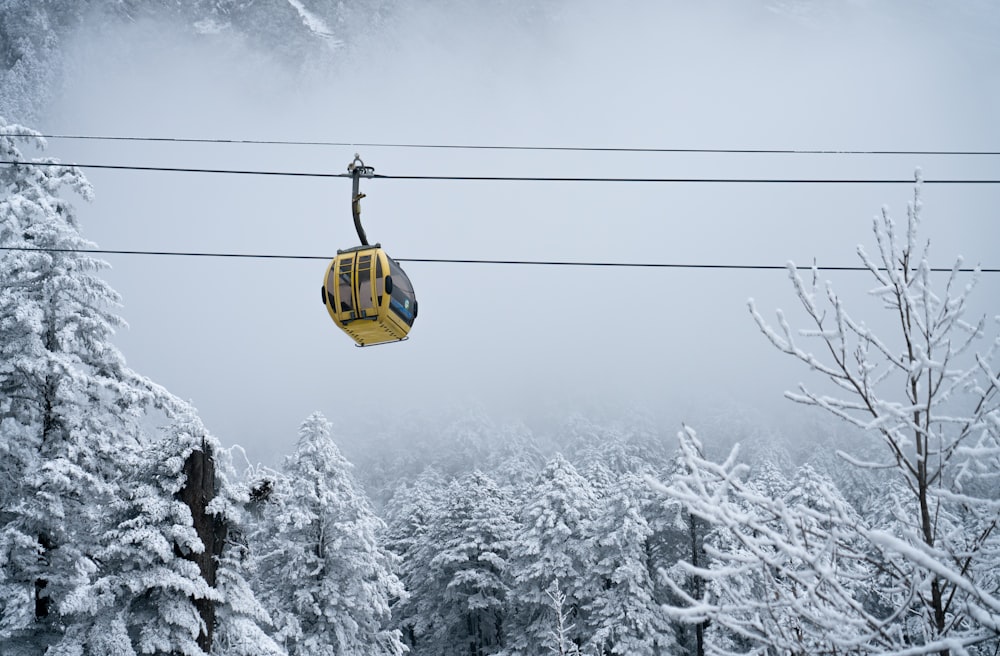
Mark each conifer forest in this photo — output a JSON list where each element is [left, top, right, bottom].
[[2, 2, 999, 654]]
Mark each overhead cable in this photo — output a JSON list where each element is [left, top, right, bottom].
[[1, 160, 998, 184], [0, 160, 345, 178], [12, 132, 1000, 157], [2, 246, 996, 273]]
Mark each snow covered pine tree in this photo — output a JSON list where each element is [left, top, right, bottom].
[[583, 474, 675, 656], [0, 120, 274, 655], [251, 412, 405, 656], [505, 455, 598, 656], [0, 119, 177, 653], [1, 122, 130, 650], [417, 470, 517, 655], [55, 408, 224, 656]]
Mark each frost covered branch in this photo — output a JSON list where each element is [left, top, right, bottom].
[[667, 178, 1000, 655]]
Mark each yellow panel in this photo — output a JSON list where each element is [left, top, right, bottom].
[[322, 259, 339, 322]]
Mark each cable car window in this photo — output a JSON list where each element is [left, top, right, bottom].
[[357, 254, 374, 312], [325, 269, 338, 307], [338, 257, 354, 313], [387, 258, 416, 327]]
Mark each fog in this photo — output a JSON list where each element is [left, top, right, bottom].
[[38, 0, 1000, 466]]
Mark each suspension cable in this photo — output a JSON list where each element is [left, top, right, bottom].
[[10, 132, 1000, 157], [2, 246, 996, 273], [2, 160, 999, 184]]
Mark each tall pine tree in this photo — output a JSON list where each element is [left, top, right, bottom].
[[584, 475, 675, 655], [252, 412, 404, 656], [415, 470, 517, 655], [505, 455, 598, 656], [55, 408, 221, 656], [0, 120, 178, 653], [384, 466, 447, 650]]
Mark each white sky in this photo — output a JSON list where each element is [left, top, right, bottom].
[[37, 0, 1000, 465]]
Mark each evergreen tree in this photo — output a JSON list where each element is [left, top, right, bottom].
[[635, 463, 690, 613], [569, 417, 664, 484], [384, 466, 447, 651], [0, 2, 84, 121], [418, 470, 517, 655], [487, 420, 544, 495], [505, 454, 598, 656], [54, 408, 221, 656], [0, 120, 175, 652], [584, 475, 675, 655], [209, 446, 285, 656], [211, 541, 285, 656], [253, 412, 404, 656]]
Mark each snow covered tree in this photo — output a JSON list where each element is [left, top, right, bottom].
[[0, 120, 180, 652], [384, 466, 447, 650], [660, 427, 880, 654], [544, 584, 583, 656], [252, 412, 404, 656], [0, 2, 85, 122], [635, 467, 698, 653], [505, 454, 598, 656], [211, 540, 285, 656], [53, 407, 222, 656], [412, 470, 517, 655], [647, 438, 752, 656], [209, 447, 285, 656], [584, 475, 675, 655], [750, 174, 1000, 654], [486, 420, 545, 495], [565, 414, 668, 484], [662, 177, 1000, 654], [1, 120, 276, 655]]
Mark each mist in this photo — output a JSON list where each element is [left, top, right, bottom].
[[37, 0, 1000, 466]]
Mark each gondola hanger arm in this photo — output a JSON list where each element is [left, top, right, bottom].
[[348, 154, 375, 246]]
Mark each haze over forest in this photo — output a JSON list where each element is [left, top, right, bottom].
[[1, 0, 996, 467], [2, 1, 999, 655]]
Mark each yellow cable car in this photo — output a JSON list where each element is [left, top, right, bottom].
[[321, 155, 417, 346], [321, 244, 417, 346]]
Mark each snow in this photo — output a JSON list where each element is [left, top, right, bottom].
[[285, 0, 344, 46]]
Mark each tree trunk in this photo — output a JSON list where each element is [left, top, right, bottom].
[[918, 437, 948, 656], [178, 438, 226, 653], [35, 348, 58, 622], [33, 532, 52, 619], [689, 512, 706, 656]]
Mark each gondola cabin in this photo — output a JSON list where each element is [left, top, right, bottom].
[[322, 244, 417, 346]]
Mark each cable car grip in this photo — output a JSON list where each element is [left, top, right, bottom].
[[348, 154, 375, 246]]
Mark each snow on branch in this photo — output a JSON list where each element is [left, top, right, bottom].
[[710, 177, 1000, 654]]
